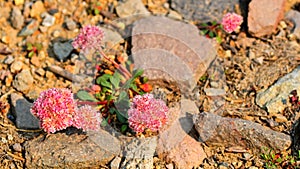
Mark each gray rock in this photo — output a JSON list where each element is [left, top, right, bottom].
[[256, 66, 300, 114], [170, 0, 239, 22], [101, 27, 124, 47], [131, 16, 216, 94], [193, 112, 291, 154], [248, 0, 285, 37], [116, 0, 150, 18], [25, 129, 120, 168], [41, 12, 55, 27], [286, 10, 300, 39], [156, 100, 207, 168], [120, 136, 157, 168], [10, 93, 40, 130], [11, 7, 24, 29], [13, 69, 34, 93], [65, 18, 77, 30], [4, 55, 14, 65], [18, 19, 39, 37], [53, 41, 73, 61]]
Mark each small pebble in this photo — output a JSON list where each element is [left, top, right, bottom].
[[14, 0, 24, 5], [5, 74, 13, 86], [165, 163, 174, 169], [30, 56, 41, 67], [10, 61, 24, 73], [52, 30, 60, 38], [65, 18, 77, 30], [7, 134, 13, 141], [41, 12, 56, 27], [243, 152, 252, 160], [12, 143, 22, 152], [35, 68, 45, 76], [4, 55, 14, 65], [248, 167, 258, 169]]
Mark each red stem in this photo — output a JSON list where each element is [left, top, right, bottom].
[[77, 100, 108, 105]]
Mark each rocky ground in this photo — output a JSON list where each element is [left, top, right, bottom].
[[1, 0, 300, 168]]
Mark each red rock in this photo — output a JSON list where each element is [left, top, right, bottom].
[[248, 0, 286, 37], [156, 100, 207, 168]]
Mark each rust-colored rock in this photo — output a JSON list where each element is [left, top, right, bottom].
[[248, 0, 286, 37], [156, 100, 206, 168]]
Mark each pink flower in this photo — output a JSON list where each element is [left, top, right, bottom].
[[127, 94, 168, 133], [72, 25, 104, 54], [30, 88, 76, 133], [221, 12, 243, 33], [73, 105, 101, 131]]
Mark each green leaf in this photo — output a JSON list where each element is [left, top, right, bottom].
[[201, 29, 209, 35], [130, 83, 139, 93], [201, 23, 208, 27], [27, 43, 33, 50], [94, 9, 100, 15], [76, 90, 98, 102], [212, 21, 218, 25], [101, 118, 108, 127], [101, 80, 112, 89], [216, 36, 222, 44], [35, 43, 43, 51], [116, 110, 127, 123], [28, 51, 34, 58], [121, 124, 127, 133], [96, 74, 112, 89], [110, 72, 121, 89], [142, 76, 148, 83], [133, 69, 144, 79], [106, 94, 116, 101], [208, 31, 215, 38], [118, 91, 128, 102], [109, 108, 117, 114]]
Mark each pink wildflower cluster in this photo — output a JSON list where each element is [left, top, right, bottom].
[[221, 12, 243, 33], [73, 105, 101, 131], [72, 25, 104, 54], [127, 94, 169, 133], [31, 88, 101, 133]]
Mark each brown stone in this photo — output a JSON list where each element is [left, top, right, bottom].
[[193, 112, 291, 154], [248, 0, 286, 37], [25, 129, 120, 168], [131, 16, 216, 93]]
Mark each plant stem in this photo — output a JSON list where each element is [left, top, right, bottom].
[[99, 50, 132, 79], [77, 100, 108, 105]]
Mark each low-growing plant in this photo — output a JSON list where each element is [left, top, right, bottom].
[[260, 147, 300, 169], [31, 25, 169, 135], [197, 12, 243, 43], [26, 42, 42, 58]]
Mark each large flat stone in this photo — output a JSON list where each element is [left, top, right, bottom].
[[25, 129, 120, 168], [248, 0, 286, 37], [131, 16, 216, 93], [193, 112, 291, 154]]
